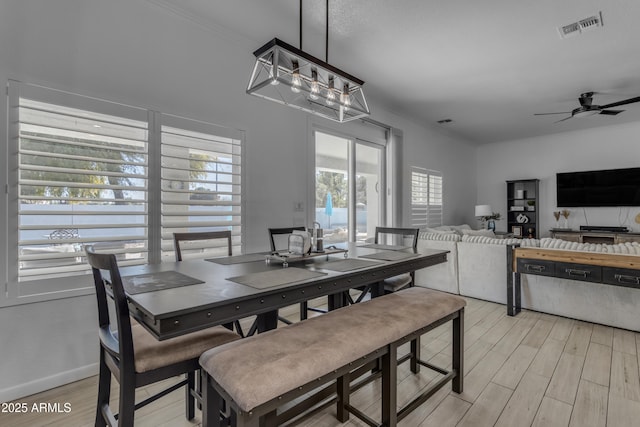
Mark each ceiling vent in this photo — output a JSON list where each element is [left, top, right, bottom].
[[558, 12, 603, 39]]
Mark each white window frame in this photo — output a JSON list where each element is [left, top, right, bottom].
[[410, 167, 443, 228], [4, 81, 245, 307]]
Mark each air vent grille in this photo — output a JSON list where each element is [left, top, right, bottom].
[[558, 12, 603, 39]]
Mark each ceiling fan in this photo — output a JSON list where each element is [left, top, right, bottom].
[[535, 92, 640, 123]]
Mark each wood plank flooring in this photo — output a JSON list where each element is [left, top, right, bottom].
[[2, 296, 639, 427]]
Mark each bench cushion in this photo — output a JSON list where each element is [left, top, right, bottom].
[[200, 287, 466, 412]]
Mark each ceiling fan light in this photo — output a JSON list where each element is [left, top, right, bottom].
[[573, 109, 600, 118]]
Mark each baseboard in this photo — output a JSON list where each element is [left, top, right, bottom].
[[0, 363, 99, 403]]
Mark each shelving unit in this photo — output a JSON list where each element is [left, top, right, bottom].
[[507, 179, 539, 239]]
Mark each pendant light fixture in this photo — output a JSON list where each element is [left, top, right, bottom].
[[246, 0, 370, 123]]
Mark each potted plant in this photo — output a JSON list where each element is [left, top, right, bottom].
[[527, 200, 535, 211], [481, 212, 501, 231]]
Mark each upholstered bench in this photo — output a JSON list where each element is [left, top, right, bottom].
[[199, 287, 466, 427]]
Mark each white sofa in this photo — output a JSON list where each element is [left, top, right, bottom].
[[415, 232, 461, 295], [416, 231, 640, 332]]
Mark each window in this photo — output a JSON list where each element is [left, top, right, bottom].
[[160, 115, 242, 261], [314, 129, 386, 243], [411, 167, 443, 228], [7, 82, 244, 301]]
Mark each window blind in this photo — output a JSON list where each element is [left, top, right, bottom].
[[160, 116, 243, 261], [17, 98, 148, 281], [411, 167, 443, 228]]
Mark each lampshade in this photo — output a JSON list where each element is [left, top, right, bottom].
[[475, 204, 492, 217], [247, 38, 370, 123]]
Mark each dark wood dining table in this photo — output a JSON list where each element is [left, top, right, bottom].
[[121, 243, 449, 340]]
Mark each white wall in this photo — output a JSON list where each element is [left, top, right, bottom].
[[477, 122, 640, 235], [0, 0, 476, 400]]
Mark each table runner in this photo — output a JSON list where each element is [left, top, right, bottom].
[[315, 258, 382, 272], [123, 271, 204, 295], [207, 252, 268, 265], [359, 243, 410, 251], [227, 268, 327, 290], [359, 251, 419, 262]]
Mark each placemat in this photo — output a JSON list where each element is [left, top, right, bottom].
[[359, 251, 419, 262], [206, 253, 268, 265], [122, 271, 204, 295], [315, 258, 382, 272], [227, 268, 327, 290], [359, 243, 410, 251]]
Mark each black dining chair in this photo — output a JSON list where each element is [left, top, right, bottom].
[[268, 227, 328, 321], [376, 226, 420, 293], [174, 230, 248, 337], [173, 230, 233, 261], [86, 246, 240, 426]]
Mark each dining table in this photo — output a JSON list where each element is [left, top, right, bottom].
[[120, 242, 449, 340]]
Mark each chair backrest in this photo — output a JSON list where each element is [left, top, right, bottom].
[[173, 231, 232, 262], [268, 227, 306, 252], [85, 246, 135, 375], [374, 227, 420, 250]]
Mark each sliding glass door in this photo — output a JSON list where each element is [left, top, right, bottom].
[[314, 130, 384, 244]]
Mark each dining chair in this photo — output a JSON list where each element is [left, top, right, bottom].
[[173, 230, 232, 261], [267, 227, 325, 321], [376, 227, 420, 293], [85, 246, 240, 426], [174, 230, 247, 337]]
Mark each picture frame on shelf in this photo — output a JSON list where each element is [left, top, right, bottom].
[[512, 225, 523, 237]]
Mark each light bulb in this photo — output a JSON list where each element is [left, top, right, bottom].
[[291, 60, 301, 93], [269, 65, 279, 85], [326, 76, 336, 106], [341, 83, 351, 111], [309, 69, 320, 100]]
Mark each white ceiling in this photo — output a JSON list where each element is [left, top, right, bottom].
[[159, 0, 640, 144]]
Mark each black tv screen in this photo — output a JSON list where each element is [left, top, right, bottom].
[[556, 167, 640, 207]]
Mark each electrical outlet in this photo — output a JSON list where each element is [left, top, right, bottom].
[[293, 201, 304, 212]]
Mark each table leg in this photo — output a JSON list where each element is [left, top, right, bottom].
[[256, 310, 278, 333], [328, 292, 346, 311]]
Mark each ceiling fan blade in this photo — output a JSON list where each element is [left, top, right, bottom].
[[599, 109, 624, 116], [534, 112, 572, 116], [599, 96, 640, 109], [553, 116, 573, 124]]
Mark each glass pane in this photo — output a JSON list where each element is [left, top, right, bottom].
[[355, 143, 381, 242], [315, 132, 348, 244]]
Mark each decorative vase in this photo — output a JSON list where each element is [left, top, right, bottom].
[[488, 220, 496, 231]]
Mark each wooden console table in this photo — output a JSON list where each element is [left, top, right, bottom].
[[507, 246, 640, 316]]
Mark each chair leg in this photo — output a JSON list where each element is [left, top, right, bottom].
[[186, 371, 196, 420], [118, 374, 136, 426], [95, 352, 111, 427]]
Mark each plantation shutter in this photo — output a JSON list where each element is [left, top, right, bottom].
[[15, 91, 149, 283], [160, 115, 243, 261], [411, 167, 443, 228]]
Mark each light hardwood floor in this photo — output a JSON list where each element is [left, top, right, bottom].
[[2, 296, 640, 427]]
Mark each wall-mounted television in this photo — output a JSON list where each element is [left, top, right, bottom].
[[556, 167, 640, 207]]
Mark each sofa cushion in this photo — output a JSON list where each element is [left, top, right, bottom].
[[418, 231, 462, 241], [461, 235, 540, 246], [461, 229, 495, 237], [540, 238, 640, 255]]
